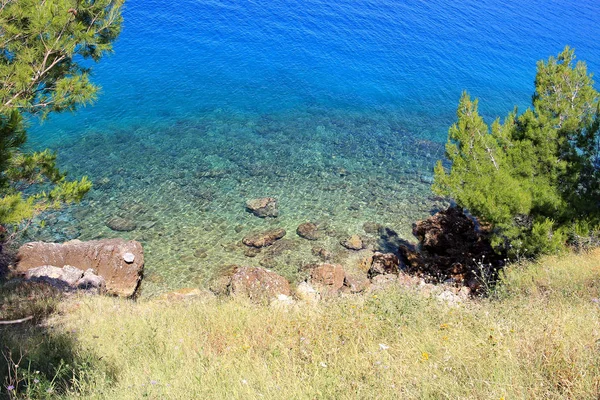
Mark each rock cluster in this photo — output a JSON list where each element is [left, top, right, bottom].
[[399, 206, 503, 291]]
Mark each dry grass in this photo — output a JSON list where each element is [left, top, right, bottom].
[[5, 250, 600, 399]]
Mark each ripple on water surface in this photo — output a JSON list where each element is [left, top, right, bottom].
[[28, 108, 447, 296]]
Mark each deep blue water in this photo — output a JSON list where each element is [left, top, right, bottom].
[[30, 0, 600, 143]]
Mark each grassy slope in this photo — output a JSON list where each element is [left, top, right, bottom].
[[3, 250, 600, 399]]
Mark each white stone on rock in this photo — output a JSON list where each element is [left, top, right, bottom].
[[123, 252, 135, 263]]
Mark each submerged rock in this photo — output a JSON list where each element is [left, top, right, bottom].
[[363, 221, 383, 235], [341, 234, 364, 251], [311, 246, 333, 261], [296, 222, 320, 240], [242, 228, 286, 248], [246, 197, 279, 218], [106, 216, 137, 232]]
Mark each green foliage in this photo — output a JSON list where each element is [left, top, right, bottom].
[[0, 0, 124, 235], [434, 47, 600, 256]]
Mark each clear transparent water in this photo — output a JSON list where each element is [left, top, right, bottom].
[[26, 0, 600, 295]]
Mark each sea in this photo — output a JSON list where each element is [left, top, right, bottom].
[[26, 0, 600, 295]]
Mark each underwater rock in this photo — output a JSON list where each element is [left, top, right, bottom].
[[368, 252, 401, 278], [362, 221, 383, 235], [244, 247, 261, 258], [309, 263, 346, 294], [246, 197, 279, 218], [106, 216, 137, 232], [242, 228, 286, 248], [296, 222, 320, 240], [229, 266, 291, 303], [341, 234, 364, 251], [16, 239, 144, 297], [311, 246, 333, 261]]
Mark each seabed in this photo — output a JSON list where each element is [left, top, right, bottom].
[[28, 108, 447, 296]]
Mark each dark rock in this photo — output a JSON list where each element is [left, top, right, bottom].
[[363, 222, 383, 235], [296, 222, 320, 240], [246, 197, 279, 218], [242, 228, 286, 248], [16, 239, 144, 297], [106, 216, 137, 232], [400, 206, 502, 292], [368, 252, 400, 278], [341, 234, 364, 251], [244, 247, 262, 258], [311, 246, 333, 261], [229, 267, 291, 303]]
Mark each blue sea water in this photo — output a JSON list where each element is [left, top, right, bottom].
[[26, 0, 600, 294], [31, 0, 600, 143]]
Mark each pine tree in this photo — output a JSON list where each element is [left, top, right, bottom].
[[434, 47, 600, 255], [0, 0, 124, 239]]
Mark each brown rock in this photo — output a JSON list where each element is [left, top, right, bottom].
[[341, 234, 364, 251], [344, 274, 371, 293], [296, 222, 320, 240], [242, 228, 286, 248], [246, 197, 279, 218], [368, 252, 400, 278], [106, 216, 137, 232], [310, 263, 345, 294], [16, 239, 144, 297], [229, 267, 291, 303]]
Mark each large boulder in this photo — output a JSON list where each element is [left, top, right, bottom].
[[16, 239, 144, 297], [246, 197, 279, 218], [229, 267, 291, 303]]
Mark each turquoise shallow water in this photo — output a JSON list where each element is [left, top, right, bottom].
[[25, 0, 600, 295]]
